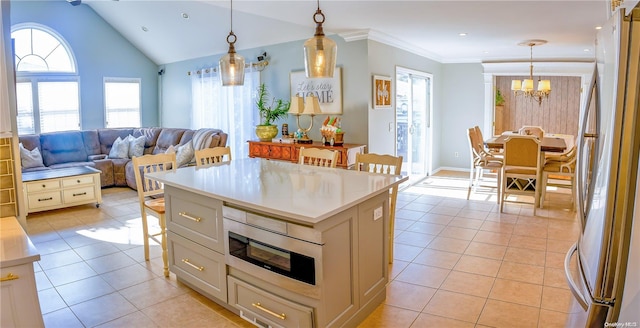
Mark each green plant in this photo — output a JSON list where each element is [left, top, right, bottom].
[[256, 83, 290, 126], [495, 89, 505, 106]]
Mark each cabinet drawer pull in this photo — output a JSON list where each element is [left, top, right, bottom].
[[179, 212, 201, 222], [38, 197, 53, 202], [73, 192, 87, 197], [77, 179, 81, 183], [42, 184, 46, 188], [1, 273, 19, 282], [251, 302, 286, 320], [181, 258, 204, 271]]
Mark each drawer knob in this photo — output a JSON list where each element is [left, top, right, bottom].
[[1, 273, 19, 282], [77, 179, 81, 183], [42, 184, 46, 188], [251, 302, 286, 320], [178, 212, 201, 222], [181, 258, 204, 271]]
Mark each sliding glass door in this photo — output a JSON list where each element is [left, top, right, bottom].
[[396, 67, 432, 183]]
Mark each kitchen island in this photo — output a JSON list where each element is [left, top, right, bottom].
[[148, 158, 406, 328]]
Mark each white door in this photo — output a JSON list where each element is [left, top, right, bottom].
[[395, 67, 432, 183]]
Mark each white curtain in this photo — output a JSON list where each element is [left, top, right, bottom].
[[190, 66, 260, 159]]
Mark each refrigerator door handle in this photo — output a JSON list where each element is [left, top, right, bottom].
[[565, 242, 589, 310]]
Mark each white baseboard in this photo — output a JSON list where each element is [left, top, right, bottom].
[[431, 166, 470, 175]]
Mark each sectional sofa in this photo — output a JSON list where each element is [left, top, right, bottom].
[[18, 127, 227, 190]]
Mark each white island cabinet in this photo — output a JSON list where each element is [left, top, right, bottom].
[[148, 158, 406, 328], [0, 216, 43, 328]]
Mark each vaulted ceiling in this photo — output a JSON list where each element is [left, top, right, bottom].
[[83, 0, 617, 65]]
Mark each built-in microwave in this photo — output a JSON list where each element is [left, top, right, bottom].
[[228, 231, 316, 285], [223, 212, 324, 299]]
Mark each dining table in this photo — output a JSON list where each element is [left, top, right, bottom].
[[485, 134, 568, 153]]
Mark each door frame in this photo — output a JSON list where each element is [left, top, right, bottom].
[[395, 65, 434, 180]]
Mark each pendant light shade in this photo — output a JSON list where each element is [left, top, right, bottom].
[[219, 0, 245, 86], [303, 0, 337, 78]]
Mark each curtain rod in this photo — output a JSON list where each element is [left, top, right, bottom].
[[187, 60, 268, 76]]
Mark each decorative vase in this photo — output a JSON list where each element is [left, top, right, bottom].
[[255, 125, 278, 141]]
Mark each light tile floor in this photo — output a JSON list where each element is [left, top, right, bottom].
[[25, 171, 587, 327]]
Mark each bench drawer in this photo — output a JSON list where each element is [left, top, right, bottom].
[[62, 175, 95, 187], [27, 191, 62, 209], [63, 186, 95, 204], [26, 180, 60, 193], [228, 275, 313, 328]]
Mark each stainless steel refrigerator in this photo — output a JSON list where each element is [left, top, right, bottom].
[[565, 6, 640, 326]]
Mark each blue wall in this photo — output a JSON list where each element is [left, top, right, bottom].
[[10, 1, 159, 129]]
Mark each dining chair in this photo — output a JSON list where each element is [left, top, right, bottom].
[[194, 146, 232, 167], [355, 153, 403, 264], [298, 147, 339, 168], [500, 135, 542, 215], [132, 152, 176, 277], [540, 145, 577, 209], [518, 125, 545, 139], [473, 125, 502, 155], [467, 127, 503, 203]]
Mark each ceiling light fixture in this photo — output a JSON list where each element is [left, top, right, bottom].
[[511, 40, 551, 106], [219, 0, 245, 86], [303, 0, 337, 78]]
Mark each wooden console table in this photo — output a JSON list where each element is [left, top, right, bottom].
[[248, 140, 366, 168]]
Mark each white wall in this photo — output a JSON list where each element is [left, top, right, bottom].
[[439, 63, 485, 170]]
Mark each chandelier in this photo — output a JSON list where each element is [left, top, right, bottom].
[[511, 40, 551, 106]]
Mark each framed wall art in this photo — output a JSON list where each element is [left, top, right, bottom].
[[290, 67, 342, 114], [373, 75, 392, 109]]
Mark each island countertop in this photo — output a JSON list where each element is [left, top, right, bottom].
[[147, 158, 407, 225], [1, 216, 41, 267]]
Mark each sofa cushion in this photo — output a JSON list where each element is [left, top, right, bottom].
[[40, 131, 88, 166], [132, 127, 162, 155], [18, 134, 41, 153], [82, 130, 101, 156], [108, 137, 130, 159], [48, 162, 96, 170], [153, 128, 186, 154], [127, 135, 146, 158], [166, 140, 194, 167], [19, 143, 45, 169], [97, 128, 134, 155]]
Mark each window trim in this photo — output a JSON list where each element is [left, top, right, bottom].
[[103, 77, 142, 128]]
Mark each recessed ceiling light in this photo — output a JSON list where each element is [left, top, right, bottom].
[[584, 49, 591, 52], [483, 51, 489, 54], [595, 26, 602, 30], [141, 26, 149, 32], [182, 13, 189, 19], [459, 33, 468, 37]]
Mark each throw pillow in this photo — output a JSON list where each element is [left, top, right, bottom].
[[165, 141, 194, 167], [19, 143, 45, 169], [127, 135, 146, 158], [108, 137, 130, 159]]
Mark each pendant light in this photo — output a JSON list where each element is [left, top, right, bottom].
[[219, 0, 245, 86], [303, 0, 337, 78]]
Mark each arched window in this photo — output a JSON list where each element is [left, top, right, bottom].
[[11, 24, 80, 134]]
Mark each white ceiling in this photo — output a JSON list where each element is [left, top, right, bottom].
[[83, 0, 613, 65]]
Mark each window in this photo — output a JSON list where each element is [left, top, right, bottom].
[[190, 68, 260, 159], [104, 78, 141, 128], [12, 24, 80, 134]]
